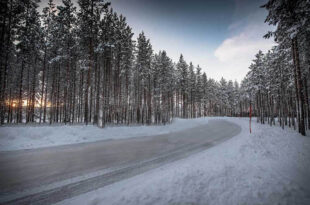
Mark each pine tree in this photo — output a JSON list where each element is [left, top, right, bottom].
[[196, 65, 203, 117], [177, 54, 189, 118], [78, 0, 110, 125], [135, 32, 153, 124], [57, 0, 77, 124]]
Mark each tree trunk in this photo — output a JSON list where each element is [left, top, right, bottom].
[[292, 37, 305, 136]]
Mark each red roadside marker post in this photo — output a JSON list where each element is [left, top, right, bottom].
[[249, 102, 252, 134]]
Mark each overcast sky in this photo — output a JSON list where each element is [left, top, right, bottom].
[[40, 0, 275, 82]]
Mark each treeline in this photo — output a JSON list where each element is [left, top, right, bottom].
[[0, 0, 242, 127], [0, 0, 309, 136], [240, 0, 310, 136]]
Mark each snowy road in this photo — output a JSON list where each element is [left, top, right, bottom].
[[0, 119, 241, 205]]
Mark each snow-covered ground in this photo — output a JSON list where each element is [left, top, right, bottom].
[[56, 118, 310, 205], [1, 117, 310, 204], [0, 118, 209, 151]]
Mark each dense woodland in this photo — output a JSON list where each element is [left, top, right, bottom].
[[0, 0, 309, 135]]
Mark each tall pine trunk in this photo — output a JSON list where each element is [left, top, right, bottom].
[[292, 37, 305, 136]]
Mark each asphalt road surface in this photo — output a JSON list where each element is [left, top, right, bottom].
[[0, 119, 241, 205]]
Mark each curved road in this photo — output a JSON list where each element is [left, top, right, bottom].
[[0, 119, 241, 205]]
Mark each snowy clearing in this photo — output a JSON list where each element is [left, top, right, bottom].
[[57, 117, 310, 205], [0, 118, 209, 151]]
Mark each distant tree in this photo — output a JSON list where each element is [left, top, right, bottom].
[[177, 55, 189, 118]]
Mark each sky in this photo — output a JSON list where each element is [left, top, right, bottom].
[[110, 0, 276, 82], [40, 0, 276, 82]]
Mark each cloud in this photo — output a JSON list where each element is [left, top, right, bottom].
[[214, 28, 274, 62], [211, 11, 276, 82]]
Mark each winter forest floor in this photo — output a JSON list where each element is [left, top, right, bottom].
[[0, 117, 310, 205], [0, 118, 211, 151]]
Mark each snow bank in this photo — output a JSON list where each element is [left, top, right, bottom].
[[57, 117, 310, 205], [0, 118, 209, 151]]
